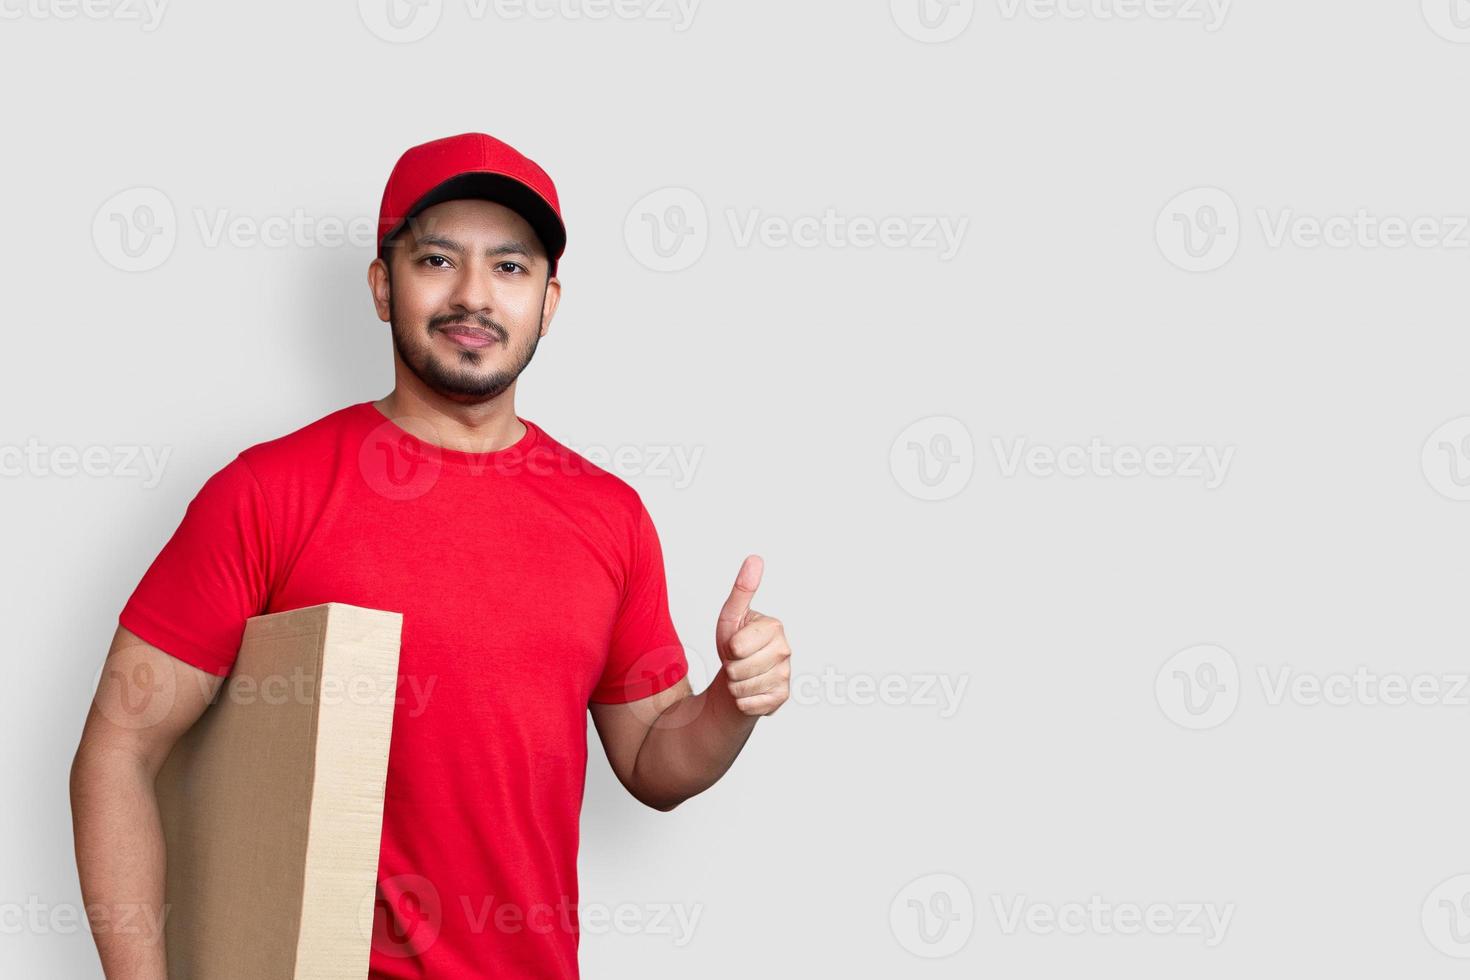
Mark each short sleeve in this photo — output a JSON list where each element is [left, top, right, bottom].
[[118, 454, 273, 677], [589, 500, 688, 704]]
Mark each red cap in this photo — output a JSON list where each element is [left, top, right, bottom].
[[377, 132, 566, 276]]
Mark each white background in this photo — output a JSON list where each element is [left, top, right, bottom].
[[4, 0, 1470, 975]]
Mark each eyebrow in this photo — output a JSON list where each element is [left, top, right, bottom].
[[410, 234, 538, 261]]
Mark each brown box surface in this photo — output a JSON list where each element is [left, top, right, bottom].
[[154, 602, 402, 980]]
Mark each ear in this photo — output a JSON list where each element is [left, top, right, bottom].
[[368, 257, 392, 323], [539, 275, 561, 338]]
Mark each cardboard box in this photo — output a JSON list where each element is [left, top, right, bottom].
[[154, 602, 402, 980]]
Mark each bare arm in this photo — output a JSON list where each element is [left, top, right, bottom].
[[590, 555, 791, 811], [69, 625, 223, 980], [590, 672, 759, 811]]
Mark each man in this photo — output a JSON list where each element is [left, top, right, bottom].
[[69, 132, 793, 978]]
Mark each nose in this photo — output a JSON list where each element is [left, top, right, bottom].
[[445, 258, 499, 319]]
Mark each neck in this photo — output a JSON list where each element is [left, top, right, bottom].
[[374, 385, 526, 454]]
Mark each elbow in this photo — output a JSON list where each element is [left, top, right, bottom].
[[640, 792, 685, 813], [68, 740, 90, 801]]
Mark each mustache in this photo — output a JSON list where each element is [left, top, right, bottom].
[[429, 313, 507, 342]]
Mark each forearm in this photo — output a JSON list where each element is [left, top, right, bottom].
[[628, 674, 759, 811], [69, 746, 171, 980]]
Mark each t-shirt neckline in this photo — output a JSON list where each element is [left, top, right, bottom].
[[354, 400, 540, 468]]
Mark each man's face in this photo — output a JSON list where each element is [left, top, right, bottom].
[[372, 198, 559, 404]]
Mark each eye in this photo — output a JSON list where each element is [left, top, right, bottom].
[[420, 254, 452, 269], [498, 261, 526, 275]]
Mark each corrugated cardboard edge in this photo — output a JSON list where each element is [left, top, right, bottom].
[[290, 603, 403, 979], [158, 604, 331, 980]]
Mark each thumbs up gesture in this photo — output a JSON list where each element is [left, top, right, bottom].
[[715, 555, 792, 717]]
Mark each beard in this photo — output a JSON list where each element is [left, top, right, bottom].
[[388, 290, 543, 403]]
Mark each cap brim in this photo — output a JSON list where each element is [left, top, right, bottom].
[[379, 171, 566, 273]]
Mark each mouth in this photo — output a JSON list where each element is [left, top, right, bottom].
[[437, 324, 500, 349]]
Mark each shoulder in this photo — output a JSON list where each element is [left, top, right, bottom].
[[232, 402, 368, 483], [526, 419, 647, 519]]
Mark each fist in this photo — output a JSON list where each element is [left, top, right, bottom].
[[715, 555, 791, 717]]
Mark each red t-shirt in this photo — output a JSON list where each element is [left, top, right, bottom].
[[118, 401, 689, 978]]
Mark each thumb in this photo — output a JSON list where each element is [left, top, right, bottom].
[[716, 554, 764, 650]]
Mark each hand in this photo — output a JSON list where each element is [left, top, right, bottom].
[[715, 555, 791, 717]]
